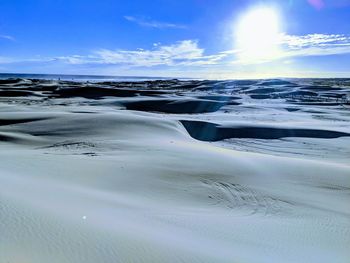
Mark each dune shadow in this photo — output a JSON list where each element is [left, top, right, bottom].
[[0, 117, 51, 126], [180, 120, 350, 141], [52, 87, 168, 99], [122, 99, 239, 114]]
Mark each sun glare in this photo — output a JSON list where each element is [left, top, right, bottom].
[[235, 7, 282, 62]]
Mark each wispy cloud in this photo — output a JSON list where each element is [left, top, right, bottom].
[[281, 33, 350, 48], [279, 33, 350, 59], [0, 57, 15, 63], [28, 34, 350, 68], [0, 35, 15, 41], [57, 40, 216, 67], [124, 16, 187, 29], [0, 56, 56, 64], [2, 34, 350, 72], [234, 33, 350, 64]]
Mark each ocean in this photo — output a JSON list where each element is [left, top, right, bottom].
[[0, 73, 177, 82]]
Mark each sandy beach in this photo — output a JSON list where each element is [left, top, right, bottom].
[[1, 77, 350, 263]]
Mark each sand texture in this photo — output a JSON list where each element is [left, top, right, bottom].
[[1, 78, 350, 263]]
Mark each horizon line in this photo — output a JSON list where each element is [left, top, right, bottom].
[[1, 72, 350, 81]]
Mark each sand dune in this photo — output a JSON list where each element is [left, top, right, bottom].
[[0, 78, 350, 263]]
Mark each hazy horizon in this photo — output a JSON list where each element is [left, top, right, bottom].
[[1, 72, 350, 82]]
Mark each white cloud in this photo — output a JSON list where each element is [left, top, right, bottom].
[[95, 40, 206, 66], [48, 34, 350, 68], [54, 55, 94, 65], [278, 33, 350, 59], [233, 33, 350, 64], [124, 16, 186, 29], [2, 34, 350, 74], [57, 40, 224, 67], [0, 35, 15, 41], [281, 33, 350, 48], [284, 44, 350, 57]]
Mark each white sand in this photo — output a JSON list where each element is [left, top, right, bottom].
[[0, 79, 350, 263]]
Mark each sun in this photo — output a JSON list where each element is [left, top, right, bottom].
[[235, 7, 282, 63]]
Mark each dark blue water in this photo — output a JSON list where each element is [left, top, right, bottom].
[[0, 73, 177, 82]]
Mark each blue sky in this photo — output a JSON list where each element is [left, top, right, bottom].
[[1, 0, 350, 78]]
